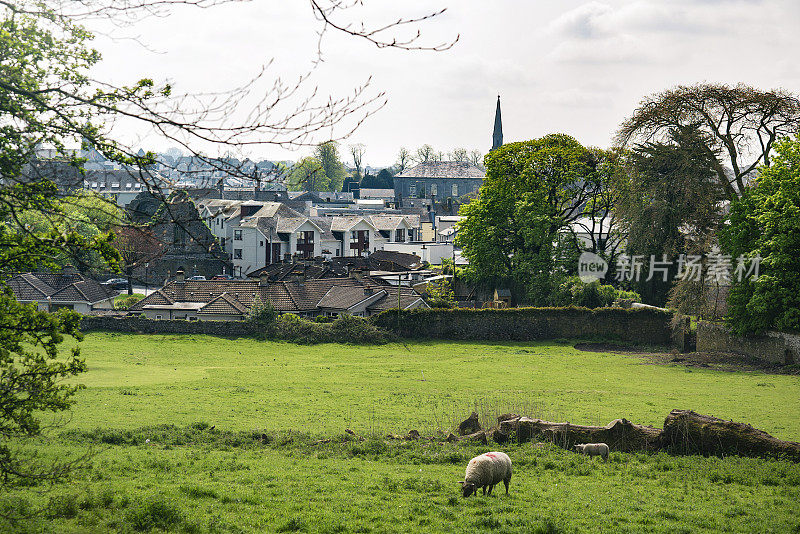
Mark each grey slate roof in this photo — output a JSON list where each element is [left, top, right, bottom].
[[7, 272, 116, 304], [395, 161, 485, 180]]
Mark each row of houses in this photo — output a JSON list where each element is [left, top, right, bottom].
[[197, 199, 426, 277], [128, 269, 428, 320]]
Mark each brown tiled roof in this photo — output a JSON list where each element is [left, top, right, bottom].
[[198, 292, 249, 315], [128, 276, 423, 316], [395, 161, 485, 179]]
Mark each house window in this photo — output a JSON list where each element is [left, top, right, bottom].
[[173, 225, 186, 247], [431, 184, 437, 196], [417, 183, 425, 198], [221, 237, 226, 249], [234, 229, 243, 241], [155, 315, 162, 320], [350, 230, 369, 256], [260, 241, 264, 247], [395, 228, 405, 242], [452, 183, 459, 197], [234, 249, 243, 259], [409, 183, 416, 196], [297, 231, 315, 259]]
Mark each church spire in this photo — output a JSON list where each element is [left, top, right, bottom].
[[491, 95, 503, 152]]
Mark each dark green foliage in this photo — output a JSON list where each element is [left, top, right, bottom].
[[246, 299, 278, 330], [722, 134, 800, 334], [359, 168, 394, 189], [550, 277, 640, 309], [615, 125, 725, 306], [266, 314, 393, 345]]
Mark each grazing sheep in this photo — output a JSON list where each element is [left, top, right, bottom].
[[574, 442, 610, 461], [459, 451, 512, 498]]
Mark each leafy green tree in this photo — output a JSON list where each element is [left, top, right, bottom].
[[288, 157, 329, 192], [360, 168, 394, 189], [722, 134, 800, 335], [457, 134, 598, 304], [615, 126, 726, 306], [315, 141, 347, 191], [375, 168, 394, 189], [424, 279, 456, 308]]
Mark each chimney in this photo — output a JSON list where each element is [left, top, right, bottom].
[[176, 269, 185, 283], [259, 273, 269, 287], [62, 264, 78, 276], [351, 268, 364, 280]]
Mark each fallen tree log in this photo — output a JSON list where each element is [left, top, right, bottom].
[[493, 416, 662, 452], [662, 410, 800, 461]]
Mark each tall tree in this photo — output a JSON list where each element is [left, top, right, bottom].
[[415, 144, 436, 163], [288, 157, 328, 192], [617, 83, 800, 200], [396, 147, 411, 172], [315, 141, 347, 191], [615, 126, 726, 306], [468, 149, 484, 167], [457, 134, 599, 303], [722, 133, 800, 335], [349, 143, 366, 177], [449, 147, 468, 162], [114, 226, 165, 294]]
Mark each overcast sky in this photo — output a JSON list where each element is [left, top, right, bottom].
[[92, 0, 800, 167]]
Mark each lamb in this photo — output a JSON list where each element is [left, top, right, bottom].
[[574, 442, 610, 461], [459, 451, 512, 498]]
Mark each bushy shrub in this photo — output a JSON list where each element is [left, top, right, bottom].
[[247, 298, 278, 329], [551, 277, 640, 309], [424, 279, 456, 308], [114, 293, 144, 310], [266, 314, 392, 345], [329, 314, 392, 344]]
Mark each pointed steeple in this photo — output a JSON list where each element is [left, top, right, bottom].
[[491, 95, 503, 152]]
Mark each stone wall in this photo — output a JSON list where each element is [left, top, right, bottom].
[[81, 316, 259, 337], [372, 307, 675, 345], [696, 321, 798, 365]]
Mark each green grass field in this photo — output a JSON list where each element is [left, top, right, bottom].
[[68, 333, 800, 439], [3, 333, 799, 533]]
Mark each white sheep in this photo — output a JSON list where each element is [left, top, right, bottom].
[[459, 451, 512, 497], [574, 442, 610, 461]]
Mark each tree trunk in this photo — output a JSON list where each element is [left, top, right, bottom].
[[495, 416, 662, 452], [662, 410, 800, 461]]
